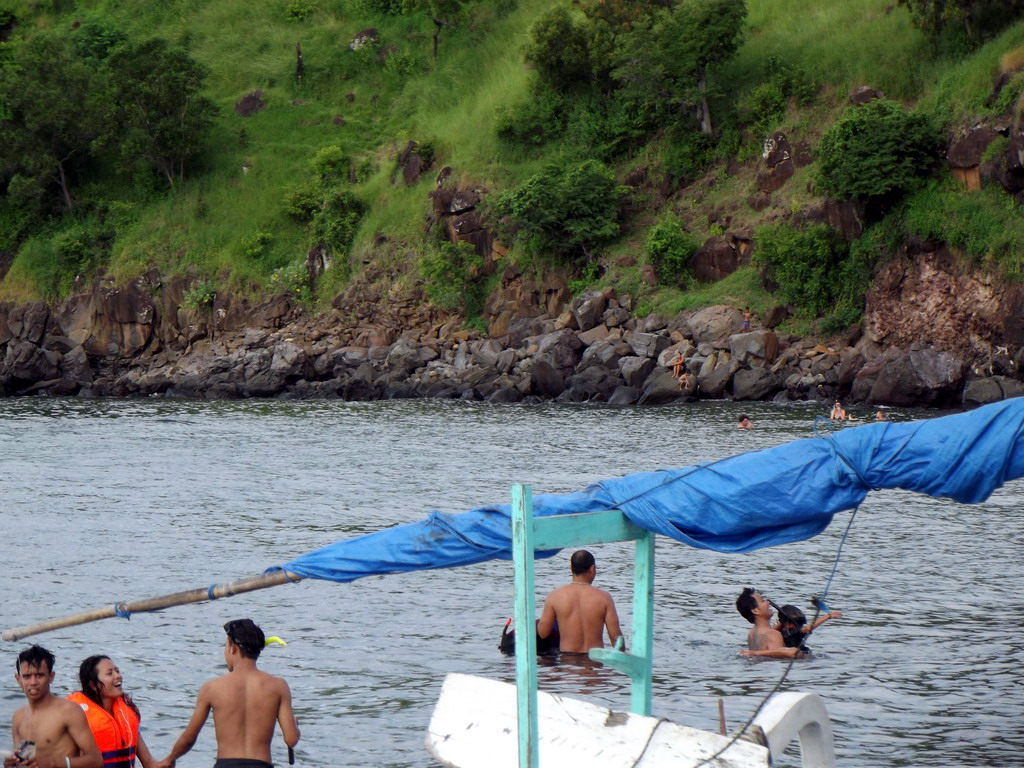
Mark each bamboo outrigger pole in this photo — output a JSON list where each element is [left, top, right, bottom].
[[1, 570, 303, 642]]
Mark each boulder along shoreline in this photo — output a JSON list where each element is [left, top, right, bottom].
[[2, 248, 1023, 409]]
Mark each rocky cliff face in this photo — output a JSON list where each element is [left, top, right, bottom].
[[2, 250, 1022, 408]]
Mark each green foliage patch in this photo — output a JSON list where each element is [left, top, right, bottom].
[[488, 158, 625, 264], [417, 240, 485, 315], [815, 100, 940, 204], [900, 179, 1024, 267], [645, 215, 699, 287], [753, 223, 849, 316]]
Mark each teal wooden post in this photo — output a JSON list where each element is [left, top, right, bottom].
[[630, 531, 655, 715], [511, 484, 538, 768], [511, 483, 657, 768]]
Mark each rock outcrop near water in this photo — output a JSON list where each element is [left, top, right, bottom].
[[1, 250, 1022, 408]]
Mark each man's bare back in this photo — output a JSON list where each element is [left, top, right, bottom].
[[537, 551, 623, 654], [540, 584, 621, 652], [161, 620, 299, 768], [204, 668, 294, 761]]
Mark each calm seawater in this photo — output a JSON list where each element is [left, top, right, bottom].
[[1, 399, 1021, 768]]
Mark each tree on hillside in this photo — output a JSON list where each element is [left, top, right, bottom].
[[896, 0, 1024, 43], [105, 39, 218, 188], [573, 0, 674, 87], [0, 31, 110, 213], [523, 7, 593, 92], [402, 0, 475, 57], [611, 0, 746, 136], [657, 0, 747, 135]]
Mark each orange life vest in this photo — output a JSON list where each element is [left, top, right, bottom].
[[67, 691, 139, 768]]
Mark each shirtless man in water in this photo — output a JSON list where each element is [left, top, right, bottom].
[[735, 588, 800, 659], [4, 645, 101, 768], [537, 550, 623, 653], [159, 620, 299, 768]]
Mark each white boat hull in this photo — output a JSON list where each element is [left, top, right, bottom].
[[426, 673, 835, 767]]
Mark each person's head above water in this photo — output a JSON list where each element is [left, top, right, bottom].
[[777, 604, 807, 629], [736, 587, 773, 624], [224, 618, 265, 659], [16, 644, 55, 675], [570, 549, 595, 576]]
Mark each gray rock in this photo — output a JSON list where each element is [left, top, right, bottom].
[[730, 330, 779, 365], [638, 370, 686, 405], [619, 356, 656, 388], [865, 348, 965, 407], [560, 366, 619, 402], [572, 290, 608, 332], [4, 341, 61, 383], [579, 339, 631, 371], [535, 328, 583, 372], [608, 386, 641, 405], [602, 307, 630, 327], [578, 324, 610, 346], [657, 341, 696, 368], [638, 313, 668, 332], [962, 376, 1024, 406], [271, 341, 307, 372], [530, 359, 564, 397], [686, 305, 743, 346], [61, 346, 93, 384], [488, 386, 523, 403], [698, 357, 738, 399], [473, 339, 505, 368], [627, 332, 670, 359], [732, 367, 782, 401]]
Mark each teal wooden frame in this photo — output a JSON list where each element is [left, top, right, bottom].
[[511, 483, 655, 768]]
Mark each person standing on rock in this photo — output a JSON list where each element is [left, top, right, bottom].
[[742, 308, 752, 331]]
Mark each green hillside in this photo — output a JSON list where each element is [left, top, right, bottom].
[[0, 0, 1023, 337]]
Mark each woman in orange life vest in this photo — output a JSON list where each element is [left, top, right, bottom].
[[67, 656, 158, 768]]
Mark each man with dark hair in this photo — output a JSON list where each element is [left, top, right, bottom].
[[735, 588, 800, 659], [159, 620, 299, 768], [4, 645, 102, 768], [537, 549, 623, 654]]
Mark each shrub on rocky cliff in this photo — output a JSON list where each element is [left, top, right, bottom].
[[487, 158, 626, 265], [815, 99, 940, 204], [645, 215, 699, 286], [284, 145, 364, 256], [753, 223, 849, 317]]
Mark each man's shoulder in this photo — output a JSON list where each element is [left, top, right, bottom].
[[41, 696, 87, 722]]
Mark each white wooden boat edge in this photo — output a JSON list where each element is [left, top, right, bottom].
[[426, 673, 838, 768]]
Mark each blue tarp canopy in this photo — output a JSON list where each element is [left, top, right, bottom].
[[279, 399, 1024, 583]]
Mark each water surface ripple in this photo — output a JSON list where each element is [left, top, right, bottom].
[[1, 399, 1021, 767]]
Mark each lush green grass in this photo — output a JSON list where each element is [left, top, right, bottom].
[[2, 0, 1024, 324], [729, 0, 935, 101]]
